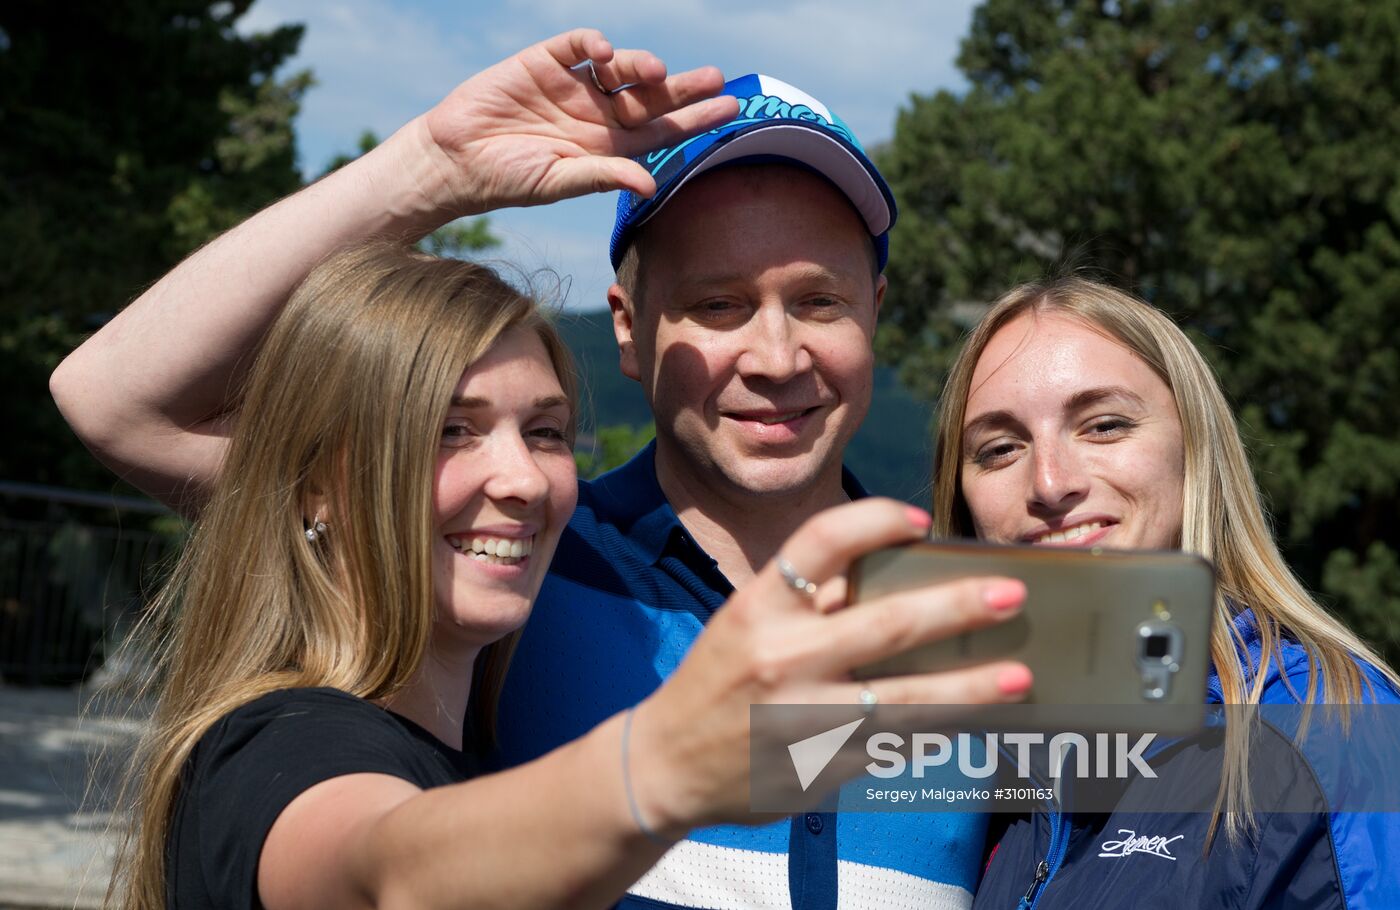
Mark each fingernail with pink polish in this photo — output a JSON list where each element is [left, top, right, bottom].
[[997, 665, 1033, 695], [983, 579, 1026, 612], [905, 506, 932, 530]]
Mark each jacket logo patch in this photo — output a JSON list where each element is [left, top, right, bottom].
[[1097, 829, 1185, 861]]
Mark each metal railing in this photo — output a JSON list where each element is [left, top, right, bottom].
[[0, 482, 178, 686]]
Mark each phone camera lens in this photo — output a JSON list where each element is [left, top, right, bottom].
[[1136, 620, 1183, 701], [1143, 633, 1171, 660]]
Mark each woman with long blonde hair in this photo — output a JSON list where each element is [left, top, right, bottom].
[[55, 30, 1039, 910], [934, 277, 1400, 909]]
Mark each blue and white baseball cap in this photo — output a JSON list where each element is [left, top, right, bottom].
[[609, 73, 897, 270]]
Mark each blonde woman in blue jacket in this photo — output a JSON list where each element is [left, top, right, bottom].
[[931, 277, 1400, 909]]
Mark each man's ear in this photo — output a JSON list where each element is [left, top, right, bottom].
[[873, 273, 887, 322], [608, 283, 641, 382]]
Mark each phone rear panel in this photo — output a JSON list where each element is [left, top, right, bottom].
[[850, 542, 1216, 709]]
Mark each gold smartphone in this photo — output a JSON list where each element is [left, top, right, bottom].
[[850, 540, 1216, 715]]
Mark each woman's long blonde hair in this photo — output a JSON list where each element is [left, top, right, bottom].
[[931, 277, 1399, 841], [110, 243, 577, 909]]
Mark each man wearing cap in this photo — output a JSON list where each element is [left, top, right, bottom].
[[495, 74, 984, 909], [51, 31, 984, 910]]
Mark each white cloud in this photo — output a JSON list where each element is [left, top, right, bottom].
[[238, 1, 975, 168], [238, 0, 488, 173], [494, 0, 976, 142]]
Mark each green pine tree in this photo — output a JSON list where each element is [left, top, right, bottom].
[[0, 0, 307, 494], [878, 0, 1400, 661]]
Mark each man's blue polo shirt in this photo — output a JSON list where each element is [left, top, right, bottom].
[[497, 442, 983, 910]]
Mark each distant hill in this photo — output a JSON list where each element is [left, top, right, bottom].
[[554, 311, 934, 504]]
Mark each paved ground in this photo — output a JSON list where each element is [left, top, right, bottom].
[[0, 685, 148, 909]]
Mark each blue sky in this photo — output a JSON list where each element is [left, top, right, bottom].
[[239, 0, 979, 310]]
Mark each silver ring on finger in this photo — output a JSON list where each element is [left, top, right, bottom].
[[776, 557, 818, 598], [858, 687, 879, 715], [587, 61, 620, 96]]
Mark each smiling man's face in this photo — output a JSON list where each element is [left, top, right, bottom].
[[612, 164, 884, 504]]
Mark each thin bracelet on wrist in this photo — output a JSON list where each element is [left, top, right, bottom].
[[621, 706, 676, 847]]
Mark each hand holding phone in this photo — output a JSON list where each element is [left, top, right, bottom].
[[850, 541, 1216, 717]]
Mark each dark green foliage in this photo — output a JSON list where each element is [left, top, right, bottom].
[[0, 0, 307, 495], [0, 316, 104, 491], [420, 219, 501, 258], [0, 0, 306, 320], [878, 0, 1400, 661], [576, 422, 656, 479]]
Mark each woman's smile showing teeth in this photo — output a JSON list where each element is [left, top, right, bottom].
[[1026, 520, 1111, 546], [446, 534, 535, 565]]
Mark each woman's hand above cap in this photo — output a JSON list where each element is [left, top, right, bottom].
[[415, 28, 739, 216]]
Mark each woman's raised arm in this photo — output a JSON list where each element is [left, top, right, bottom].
[[49, 29, 735, 515]]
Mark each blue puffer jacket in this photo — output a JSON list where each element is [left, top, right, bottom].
[[972, 609, 1400, 909]]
